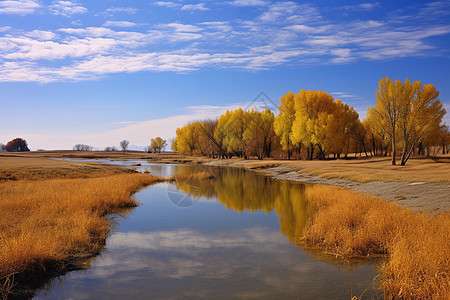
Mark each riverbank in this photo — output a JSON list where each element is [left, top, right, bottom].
[[172, 156, 450, 213], [0, 156, 165, 299]]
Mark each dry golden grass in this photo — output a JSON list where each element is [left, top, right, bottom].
[[300, 185, 450, 299], [0, 155, 165, 298], [0, 157, 134, 181], [298, 157, 450, 183], [169, 170, 215, 184]]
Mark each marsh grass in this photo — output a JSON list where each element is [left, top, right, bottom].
[[169, 171, 215, 184], [300, 185, 449, 299], [0, 172, 163, 298]]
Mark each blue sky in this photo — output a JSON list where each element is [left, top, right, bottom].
[[0, 0, 449, 150]]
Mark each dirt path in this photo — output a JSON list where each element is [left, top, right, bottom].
[[197, 160, 450, 214]]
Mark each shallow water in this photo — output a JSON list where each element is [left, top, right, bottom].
[[35, 162, 381, 299]]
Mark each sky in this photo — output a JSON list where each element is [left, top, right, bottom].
[[0, 0, 449, 150]]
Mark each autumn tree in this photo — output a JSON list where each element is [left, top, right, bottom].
[[290, 90, 336, 160], [324, 99, 360, 158], [243, 109, 276, 160], [173, 123, 196, 155], [191, 119, 222, 157], [363, 109, 388, 156], [274, 91, 296, 159], [439, 125, 450, 154], [5, 138, 30, 152], [150, 137, 167, 153], [120, 140, 129, 152], [370, 76, 446, 165], [214, 111, 233, 158], [213, 109, 247, 157]]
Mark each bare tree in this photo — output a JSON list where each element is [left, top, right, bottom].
[[120, 140, 129, 152], [73, 144, 93, 151], [0, 143, 6, 152], [104, 146, 118, 151]]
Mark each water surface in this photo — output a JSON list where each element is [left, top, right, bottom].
[[36, 162, 381, 299]]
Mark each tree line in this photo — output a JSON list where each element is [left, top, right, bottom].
[[172, 76, 449, 165]]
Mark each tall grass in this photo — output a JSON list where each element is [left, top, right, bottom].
[[300, 185, 449, 299], [0, 173, 163, 298]]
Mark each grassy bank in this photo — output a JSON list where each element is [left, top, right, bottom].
[[299, 185, 449, 299], [0, 158, 164, 299]]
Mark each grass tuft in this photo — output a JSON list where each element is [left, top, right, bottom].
[[169, 171, 215, 184], [300, 185, 450, 299]]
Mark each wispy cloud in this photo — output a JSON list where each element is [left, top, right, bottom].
[[103, 21, 137, 28], [0, 1, 449, 83], [104, 7, 137, 15], [229, 0, 269, 7], [50, 1, 87, 16], [0, 0, 39, 15], [153, 1, 180, 8], [342, 2, 380, 11], [181, 3, 209, 11]]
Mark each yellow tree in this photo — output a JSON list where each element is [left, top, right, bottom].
[[214, 110, 233, 158], [191, 119, 221, 157], [325, 99, 360, 158], [150, 137, 167, 153], [173, 124, 195, 155], [291, 89, 335, 160], [222, 109, 246, 157], [243, 109, 275, 160], [370, 76, 446, 165], [364, 107, 389, 156], [371, 76, 403, 165], [274, 91, 296, 159], [397, 81, 445, 165]]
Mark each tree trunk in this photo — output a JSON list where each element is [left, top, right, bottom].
[[391, 133, 396, 165]]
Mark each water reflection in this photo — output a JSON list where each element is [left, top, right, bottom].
[[174, 168, 312, 243]]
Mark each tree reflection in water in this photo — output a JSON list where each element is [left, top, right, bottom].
[[173, 167, 313, 244]]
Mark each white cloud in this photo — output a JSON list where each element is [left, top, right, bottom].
[[104, 7, 137, 15], [284, 24, 329, 34], [342, 2, 380, 11], [162, 22, 204, 32], [330, 48, 353, 63], [103, 21, 137, 28], [26, 30, 58, 40], [181, 3, 208, 11], [200, 21, 233, 32], [0, 0, 39, 15], [153, 1, 180, 8], [229, 0, 269, 7], [50, 0, 87, 16]]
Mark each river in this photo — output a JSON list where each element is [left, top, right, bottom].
[[35, 160, 381, 299]]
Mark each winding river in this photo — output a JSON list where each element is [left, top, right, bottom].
[[35, 161, 381, 299]]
